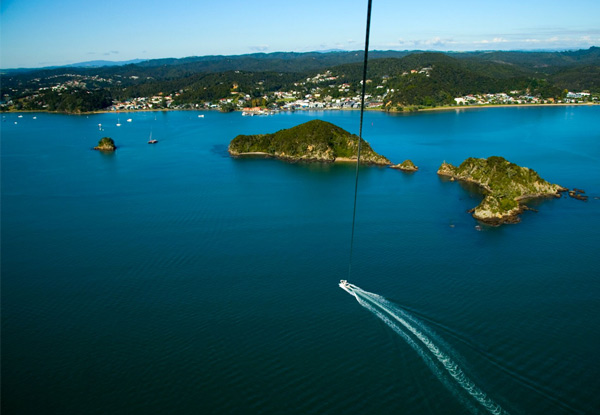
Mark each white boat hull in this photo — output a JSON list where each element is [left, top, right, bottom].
[[339, 280, 357, 294]]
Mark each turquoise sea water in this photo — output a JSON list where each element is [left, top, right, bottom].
[[2, 107, 599, 414]]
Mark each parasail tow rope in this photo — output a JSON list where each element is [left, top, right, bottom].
[[348, 0, 373, 279]]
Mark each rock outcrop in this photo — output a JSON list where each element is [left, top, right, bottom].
[[228, 119, 390, 165], [390, 159, 418, 172], [94, 137, 116, 151], [568, 189, 588, 201], [438, 156, 567, 225]]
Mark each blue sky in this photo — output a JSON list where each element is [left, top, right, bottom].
[[1, 0, 599, 68]]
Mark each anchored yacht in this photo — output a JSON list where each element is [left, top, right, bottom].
[[147, 131, 158, 144]]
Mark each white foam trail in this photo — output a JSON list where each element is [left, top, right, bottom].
[[343, 283, 508, 415], [353, 295, 480, 414]]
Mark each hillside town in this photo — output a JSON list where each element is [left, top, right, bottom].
[[2, 68, 598, 114], [106, 69, 597, 114]]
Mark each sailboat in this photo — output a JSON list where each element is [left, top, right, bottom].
[[116, 117, 121, 127], [147, 131, 158, 144]]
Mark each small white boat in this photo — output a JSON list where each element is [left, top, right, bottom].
[[198, 114, 204, 118], [339, 280, 354, 294], [18, 115, 23, 118], [147, 131, 158, 144], [127, 118, 132, 122], [33, 116, 37, 119], [116, 117, 121, 127]]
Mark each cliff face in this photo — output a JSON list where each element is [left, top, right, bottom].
[[228, 119, 390, 165], [94, 137, 116, 151], [438, 156, 566, 224]]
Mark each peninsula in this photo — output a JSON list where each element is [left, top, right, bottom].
[[438, 156, 567, 225], [94, 137, 116, 151], [228, 119, 390, 165]]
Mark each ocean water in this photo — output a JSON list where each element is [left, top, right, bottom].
[[2, 107, 599, 414]]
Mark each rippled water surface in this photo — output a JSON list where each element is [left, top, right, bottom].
[[2, 107, 599, 414]]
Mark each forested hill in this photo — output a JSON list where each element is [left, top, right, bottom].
[[451, 47, 600, 73], [324, 53, 569, 107], [3, 48, 598, 79], [1, 48, 598, 113]]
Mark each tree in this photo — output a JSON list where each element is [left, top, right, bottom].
[[220, 102, 236, 112]]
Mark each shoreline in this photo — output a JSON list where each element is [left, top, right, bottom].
[[437, 160, 568, 226], [3, 102, 597, 116], [411, 102, 598, 113], [229, 152, 389, 166]]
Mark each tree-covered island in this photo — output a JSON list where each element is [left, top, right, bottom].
[[228, 119, 390, 165], [94, 137, 116, 151], [438, 156, 567, 225]]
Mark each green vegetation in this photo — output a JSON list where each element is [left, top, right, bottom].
[[219, 102, 236, 112], [6, 88, 112, 113], [438, 156, 565, 224], [391, 159, 418, 171], [1, 48, 598, 113], [228, 119, 390, 164], [94, 137, 116, 151]]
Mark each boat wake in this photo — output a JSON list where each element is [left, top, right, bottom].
[[339, 280, 509, 415]]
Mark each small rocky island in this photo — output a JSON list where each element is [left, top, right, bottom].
[[438, 156, 567, 225], [94, 137, 116, 151], [228, 119, 390, 165], [391, 159, 418, 172]]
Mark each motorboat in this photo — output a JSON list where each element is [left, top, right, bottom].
[[339, 280, 353, 294]]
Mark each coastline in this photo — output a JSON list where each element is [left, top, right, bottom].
[[412, 102, 598, 113], [229, 153, 383, 164], [437, 158, 568, 226], [230, 153, 390, 165], [3, 102, 597, 116], [231, 152, 270, 156]]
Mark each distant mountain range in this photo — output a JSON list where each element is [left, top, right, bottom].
[[61, 59, 148, 68], [2, 47, 598, 75], [1, 59, 148, 73]]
